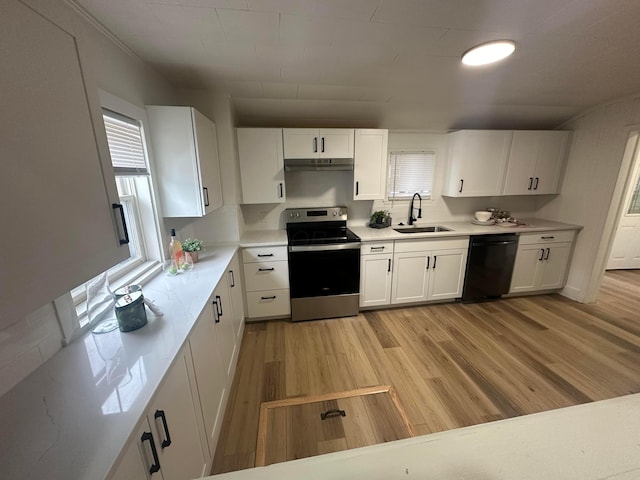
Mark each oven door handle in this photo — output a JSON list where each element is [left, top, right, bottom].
[[288, 243, 361, 253]]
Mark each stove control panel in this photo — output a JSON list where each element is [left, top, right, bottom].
[[285, 207, 347, 223]]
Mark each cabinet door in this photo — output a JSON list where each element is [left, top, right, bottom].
[[428, 249, 467, 300], [237, 128, 286, 203], [539, 243, 572, 289], [510, 245, 545, 293], [148, 351, 208, 480], [189, 302, 228, 461], [228, 252, 245, 342], [354, 129, 388, 200], [445, 130, 512, 196], [391, 252, 429, 304], [0, 0, 128, 327], [213, 277, 237, 377], [532, 131, 569, 195], [109, 419, 159, 480], [193, 109, 223, 214], [360, 254, 393, 307], [319, 129, 354, 158], [282, 128, 319, 158]]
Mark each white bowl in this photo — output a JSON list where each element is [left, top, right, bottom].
[[474, 211, 492, 222]]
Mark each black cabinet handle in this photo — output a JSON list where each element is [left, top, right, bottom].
[[261, 295, 277, 300], [541, 236, 555, 240], [212, 298, 220, 323], [154, 410, 172, 449], [141, 431, 161, 475], [278, 182, 284, 198], [539, 249, 545, 261], [433, 255, 437, 269], [544, 248, 551, 260], [229, 270, 235, 288], [459, 179, 464, 193], [528, 177, 533, 190], [388, 258, 391, 272], [313, 137, 318, 153], [112, 203, 130, 245], [355, 181, 359, 196], [533, 177, 539, 190], [426, 256, 430, 269], [258, 267, 275, 271], [215, 294, 223, 318], [321, 137, 325, 153], [371, 246, 385, 251], [257, 253, 274, 257], [320, 408, 345, 420], [203, 187, 210, 206]]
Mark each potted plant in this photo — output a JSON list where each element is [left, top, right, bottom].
[[182, 238, 203, 264], [369, 210, 390, 228]]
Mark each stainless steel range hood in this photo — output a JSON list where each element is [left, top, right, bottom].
[[284, 158, 354, 172]]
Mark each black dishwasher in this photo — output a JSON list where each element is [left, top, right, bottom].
[[462, 233, 519, 302]]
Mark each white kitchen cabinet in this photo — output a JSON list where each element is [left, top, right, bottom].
[[189, 300, 229, 462], [444, 130, 513, 197], [510, 230, 575, 293], [109, 349, 208, 480], [503, 131, 569, 195], [212, 275, 238, 377], [283, 128, 354, 159], [228, 252, 246, 343], [242, 246, 291, 320], [353, 129, 389, 200], [147, 106, 223, 217], [1, 0, 129, 327], [391, 238, 468, 305], [360, 242, 394, 307], [237, 128, 286, 204]]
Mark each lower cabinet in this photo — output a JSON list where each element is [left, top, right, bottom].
[[228, 252, 245, 343], [110, 350, 208, 480], [360, 242, 394, 307], [510, 230, 575, 294], [391, 238, 468, 305], [242, 246, 291, 319]]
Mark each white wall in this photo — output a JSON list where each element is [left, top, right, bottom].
[[537, 95, 640, 302], [0, 0, 177, 397]]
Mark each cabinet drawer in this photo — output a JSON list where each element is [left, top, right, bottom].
[[518, 230, 575, 245], [394, 237, 469, 253], [246, 289, 291, 318], [244, 261, 289, 291], [243, 246, 288, 263], [361, 242, 394, 255]]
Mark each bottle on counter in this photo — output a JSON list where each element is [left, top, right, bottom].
[[169, 228, 185, 272]]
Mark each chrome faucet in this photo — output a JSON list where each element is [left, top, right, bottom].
[[408, 192, 422, 225]]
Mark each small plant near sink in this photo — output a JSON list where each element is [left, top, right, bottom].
[[183, 238, 203, 264], [369, 210, 390, 229]]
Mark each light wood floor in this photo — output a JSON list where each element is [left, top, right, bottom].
[[213, 270, 640, 474]]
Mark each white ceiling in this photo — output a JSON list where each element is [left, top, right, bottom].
[[71, 0, 640, 129]]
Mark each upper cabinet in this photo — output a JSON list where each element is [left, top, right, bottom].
[[147, 106, 223, 217], [237, 128, 286, 204], [353, 129, 389, 200], [443, 130, 513, 197], [283, 128, 354, 159], [1, 0, 129, 327], [503, 131, 570, 195]]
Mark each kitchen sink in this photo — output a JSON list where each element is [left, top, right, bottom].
[[393, 225, 453, 234]]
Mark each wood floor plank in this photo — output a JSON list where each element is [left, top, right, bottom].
[[212, 270, 640, 475]]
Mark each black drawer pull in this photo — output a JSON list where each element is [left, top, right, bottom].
[[203, 187, 210, 206], [112, 203, 130, 245], [426, 256, 430, 269], [229, 269, 235, 287], [533, 177, 539, 190], [433, 255, 437, 269], [257, 253, 274, 257], [260, 295, 276, 300], [459, 179, 464, 193], [154, 410, 172, 449], [320, 408, 346, 420], [141, 431, 161, 474], [258, 267, 275, 272], [388, 258, 391, 272], [544, 248, 551, 260], [528, 177, 533, 190], [541, 236, 555, 240], [539, 249, 545, 261], [370, 246, 385, 251]]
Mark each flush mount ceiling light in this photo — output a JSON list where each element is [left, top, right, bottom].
[[461, 40, 516, 66]]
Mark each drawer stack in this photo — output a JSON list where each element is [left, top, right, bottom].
[[242, 246, 291, 320]]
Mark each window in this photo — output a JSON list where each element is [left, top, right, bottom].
[[627, 173, 640, 215], [67, 102, 163, 333], [387, 151, 435, 200]]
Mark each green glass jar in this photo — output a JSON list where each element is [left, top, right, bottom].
[[114, 291, 147, 332]]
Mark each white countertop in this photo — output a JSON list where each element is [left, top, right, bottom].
[[208, 393, 640, 480], [351, 218, 582, 242], [0, 245, 238, 480]]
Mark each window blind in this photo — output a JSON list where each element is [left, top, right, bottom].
[[102, 109, 148, 175], [388, 152, 435, 199]]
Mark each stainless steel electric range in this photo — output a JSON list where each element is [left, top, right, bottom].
[[286, 207, 361, 322]]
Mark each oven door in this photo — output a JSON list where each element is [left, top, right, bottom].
[[288, 243, 361, 321]]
